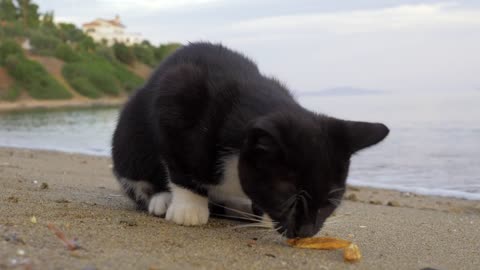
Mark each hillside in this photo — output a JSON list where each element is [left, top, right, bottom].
[[0, 0, 180, 110]]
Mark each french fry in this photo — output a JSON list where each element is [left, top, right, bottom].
[[287, 237, 362, 263], [287, 237, 351, 250]]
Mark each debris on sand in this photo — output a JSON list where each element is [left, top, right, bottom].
[[30, 216, 37, 224], [369, 200, 383, 205], [387, 201, 401, 207], [7, 196, 19, 203], [40, 182, 49, 190], [119, 219, 137, 227], [346, 193, 358, 202], [54, 198, 70, 204], [3, 232, 26, 245], [246, 239, 257, 247], [47, 223, 82, 251]]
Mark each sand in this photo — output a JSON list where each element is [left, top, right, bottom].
[[1, 147, 479, 270], [0, 98, 127, 113]]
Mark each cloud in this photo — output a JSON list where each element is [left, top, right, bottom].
[[229, 2, 480, 34], [97, 0, 222, 11]]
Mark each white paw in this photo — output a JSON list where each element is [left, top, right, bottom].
[[165, 183, 209, 226], [148, 192, 172, 216], [166, 201, 210, 226]]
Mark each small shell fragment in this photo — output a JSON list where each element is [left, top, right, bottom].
[[30, 216, 37, 224], [344, 243, 362, 262]]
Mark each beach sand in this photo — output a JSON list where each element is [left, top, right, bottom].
[[0, 98, 126, 113], [1, 147, 479, 269]]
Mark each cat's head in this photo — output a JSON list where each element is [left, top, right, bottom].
[[238, 111, 389, 238]]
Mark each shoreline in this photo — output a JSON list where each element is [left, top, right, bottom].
[[1, 147, 480, 269], [0, 97, 126, 113], [1, 144, 478, 202]]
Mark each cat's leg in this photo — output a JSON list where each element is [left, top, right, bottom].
[[114, 164, 171, 216], [165, 172, 210, 226]]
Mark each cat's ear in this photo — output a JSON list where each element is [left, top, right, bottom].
[[343, 120, 389, 153], [243, 120, 285, 166]]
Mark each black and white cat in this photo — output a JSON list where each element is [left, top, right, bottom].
[[112, 42, 389, 238]]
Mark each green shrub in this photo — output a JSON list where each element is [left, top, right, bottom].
[[0, 39, 24, 64], [58, 23, 86, 43], [133, 44, 155, 66], [78, 36, 96, 52], [0, 83, 21, 101], [111, 62, 144, 92], [55, 44, 80, 62], [113, 43, 135, 65], [67, 77, 102, 99], [63, 61, 122, 96], [5, 55, 72, 100], [154, 43, 181, 62], [29, 31, 61, 55], [1, 22, 25, 38], [95, 46, 117, 63], [63, 54, 144, 96]]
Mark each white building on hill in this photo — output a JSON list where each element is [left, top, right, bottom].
[[82, 15, 142, 46]]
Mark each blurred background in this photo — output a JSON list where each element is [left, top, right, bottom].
[[1, 0, 479, 199]]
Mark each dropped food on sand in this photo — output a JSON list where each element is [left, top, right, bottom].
[[344, 243, 362, 262], [287, 237, 351, 249], [287, 237, 362, 263]]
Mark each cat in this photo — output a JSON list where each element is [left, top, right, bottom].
[[111, 42, 389, 238]]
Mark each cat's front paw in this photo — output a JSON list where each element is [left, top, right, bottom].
[[148, 192, 172, 216], [166, 201, 209, 226], [165, 184, 209, 226]]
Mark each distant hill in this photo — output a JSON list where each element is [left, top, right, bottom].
[[299, 87, 387, 97], [0, 0, 181, 107]]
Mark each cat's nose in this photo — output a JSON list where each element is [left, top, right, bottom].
[[293, 223, 317, 238]]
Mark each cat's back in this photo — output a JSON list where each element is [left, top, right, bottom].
[[148, 42, 260, 83]]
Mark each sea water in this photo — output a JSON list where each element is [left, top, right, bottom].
[[1, 92, 479, 200]]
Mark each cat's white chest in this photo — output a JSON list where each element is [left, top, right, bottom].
[[208, 154, 250, 206]]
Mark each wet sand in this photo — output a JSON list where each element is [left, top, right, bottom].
[[1, 147, 479, 269]]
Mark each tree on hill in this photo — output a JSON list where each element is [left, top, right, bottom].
[[154, 43, 182, 62], [113, 43, 135, 66], [0, 0, 17, 21], [57, 23, 85, 43], [41, 11, 55, 28], [16, 0, 40, 28]]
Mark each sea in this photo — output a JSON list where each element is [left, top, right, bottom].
[[1, 91, 479, 200]]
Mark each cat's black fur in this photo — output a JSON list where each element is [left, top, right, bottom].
[[112, 42, 389, 238]]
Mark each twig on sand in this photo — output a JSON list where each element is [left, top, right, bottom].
[[47, 223, 82, 251]]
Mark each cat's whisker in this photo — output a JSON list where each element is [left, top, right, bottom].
[[325, 214, 345, 221], [231, 223, 273, 230], [328, 197, 343, 207], [298, 193, 309, 216], [299, 190, 312, 199], [328, 200, 340, 207], [328, 187, 345, 195], [209, 201, 264, 220], [280, 194, 298, 209], [212, 213, 263, 223], [280, 198, 297, 216]]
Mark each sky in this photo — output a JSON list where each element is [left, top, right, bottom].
[[35, 0, 480, 93]]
